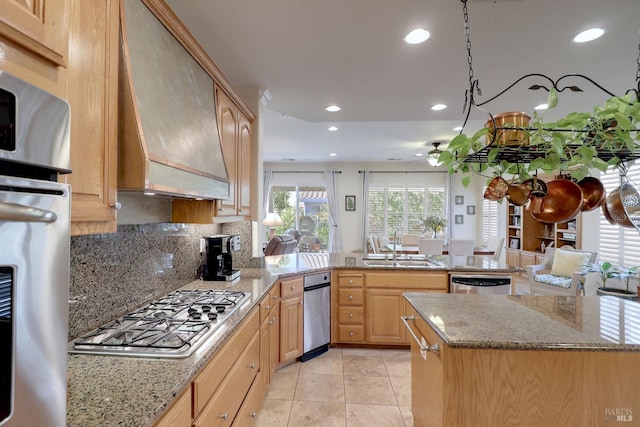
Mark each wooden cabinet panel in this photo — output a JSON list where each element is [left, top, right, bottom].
[[338, 325, 365, 343], [279, 295, 303, 362], [233, 371, 262, 427], [506, 249, 520, 267], [67, 0, 118, 235], [237, 113, 252, 216], [365, 271, 448, 291], [216, 87, 237, 216], [280, 277, 303, 299], [520, 251, 537, 268], [366, 289, 405, 344], [154, 387, 191, 427], [336, 271, 364, 287], [0, 0, 68, 66], [338, 307, 364, 324], [337, 288, 364, 306], [193, 332, 260, 427]]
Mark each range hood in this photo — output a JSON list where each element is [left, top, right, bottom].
[[118, 0, 229, 199]]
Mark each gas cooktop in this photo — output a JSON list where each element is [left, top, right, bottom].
[[71, 289, 249, 358]]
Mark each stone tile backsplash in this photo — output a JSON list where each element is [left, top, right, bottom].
[[68, 221, 262, 340]]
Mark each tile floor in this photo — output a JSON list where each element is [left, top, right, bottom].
[[256, 348, 413, 427], [255, 274, 531, 427]]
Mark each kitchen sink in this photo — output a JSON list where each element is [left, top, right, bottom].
[[362, 259, 444, 268]]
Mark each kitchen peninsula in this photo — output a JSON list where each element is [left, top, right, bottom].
[[404, 293, 640, 426], [66, 253, 517, 427]]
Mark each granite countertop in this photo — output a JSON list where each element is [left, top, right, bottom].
[[65, 253, 518, 427], [404, 293, 640, 352]]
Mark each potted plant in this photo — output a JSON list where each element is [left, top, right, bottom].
[[588, 261, 617, 290], [611, 264, 640, 300], [591, 262, 640, 300], [438, 91, 640, 187], [421, 215, 447, 238]]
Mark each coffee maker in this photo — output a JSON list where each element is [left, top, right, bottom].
[[200, 235, 241, 281]]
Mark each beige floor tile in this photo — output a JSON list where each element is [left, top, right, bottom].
[[346, 403, 405, 427], [389, 376, 411, 407], [265, 371, 299, 400], [294, 373, 345, 403], [300, 350, 344, 375], [399, 406, 414, 427], [381, 350, 411, 378], [278, 361, 302, 373], [341, 348, 382, 358], [343, 354, 388, 377], [344, 375, 397, 405], [288, 401, 347, 426], [255, 399, 292, 427]]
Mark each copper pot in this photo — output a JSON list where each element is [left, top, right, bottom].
[[483, 176, 509, 201], [602, 201, 616, 225], [505, 183, 531, 206], [529, 179, 583, 223], [577, 177, 606, 211], [485, 112, 531, 146], [522, 177, 548, 198], [607, 186, 635, 228]]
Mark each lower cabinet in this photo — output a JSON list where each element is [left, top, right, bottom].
[[279, 276, 304, 362], [259, 285, 280, 393], [154, 387, 192, 427]]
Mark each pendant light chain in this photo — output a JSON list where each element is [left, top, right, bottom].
[[462, 0, 480, 96]]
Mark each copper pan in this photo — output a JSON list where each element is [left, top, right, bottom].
[[530, 179, 583, 223], [483, 176, 509, 201], [605, 186, 634, 228], [602, 200, 616, 225], [577, 177, 606, 211], [505, 183, 531, 206], [522, 177, 547, 198]]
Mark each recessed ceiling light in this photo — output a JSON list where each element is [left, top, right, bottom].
[[329, 153, 337, 157], [325, 105, 341, 112], [413, 153, 424, 157], [404, 28, 430, 44], [453, 126, 463, 131], [328, 126, 339, 131], [431, 104, 447, 111], [573, 28, 605, 43], [534, 103, 549, 110], [143, 192, 155, 196]]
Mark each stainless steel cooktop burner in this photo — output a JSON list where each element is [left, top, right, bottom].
[[70, 289, 249, 358]]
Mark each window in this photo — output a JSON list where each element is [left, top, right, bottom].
[[270, 185, 329, 252], [598, 167, 640, 266], [481, 188, 499, 246], [366, 184, 446, 238]]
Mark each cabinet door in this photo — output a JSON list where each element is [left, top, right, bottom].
[[366, 289, 405, 344], [520, 251, 537, 268], [0, 0, 68, 66], [280, 295, 303, 362], [67, 0, 118, 235], [259, 317, 270, 393], [215, 87, 237, 216], [506, 249, 520, 267], [237, 113, 252, 217], [269, 310, 279, 377], [154, 387, 191, 427]]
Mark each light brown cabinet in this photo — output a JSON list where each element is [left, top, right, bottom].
[[365, 271, 448, 345], [0, 0, 69, 67], [67, 0, 119, 235], [333, 270, 366, 343], [279, 276, 304, 362], [259, 285, 279, 394], [214, 85, 253, 218], [153, 387, 191, 427]]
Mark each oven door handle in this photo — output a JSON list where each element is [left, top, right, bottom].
[[0, 200, 57, 222]]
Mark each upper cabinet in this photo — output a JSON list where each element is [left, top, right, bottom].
[[0, 0, 69, 67], [66, 0, 119, 235], [215, 85, 253, 218]]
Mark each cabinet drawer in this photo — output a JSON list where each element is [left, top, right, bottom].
[[259, 293, 272, 323], [280, 277, 303, 299], [338, 288, 364, 306], [338, 325, 365, 342], [337, 272, 364, 287], [232, 371, 263, 427], [193, 308, 259, 415], [193, 332, 260, 427], [338, 307, 364, 324]]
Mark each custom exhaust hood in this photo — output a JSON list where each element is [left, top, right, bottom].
[[118, 0, 229, 200]]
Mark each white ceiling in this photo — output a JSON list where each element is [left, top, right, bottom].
[[165, 0, 640, 164]]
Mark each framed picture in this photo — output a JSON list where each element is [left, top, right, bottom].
[[345, 195, 356, 211], [510, 237, 520, 249], [455, 195, 464, 205], [455, 214, 464, 224], [467, 205, 475, 215]]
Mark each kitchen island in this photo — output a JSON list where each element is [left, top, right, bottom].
[[65, 253, 517, 427], [403, 293, 640, 427]]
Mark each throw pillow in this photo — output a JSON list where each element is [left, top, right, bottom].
[[550, 249, 591, 278]]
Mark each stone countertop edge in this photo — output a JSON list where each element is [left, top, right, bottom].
[[65, 254, 517, 427], [403, 292, 640, 353]]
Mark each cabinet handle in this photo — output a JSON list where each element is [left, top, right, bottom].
[[250, 412, 257, 418], [348, 279, 353, 284], [221, 413, 229, 420], [291, 286, 296, 290], [348, 313, 353, 318], [401, 315, 440, 359], [348, 294, 353, 300], [268, 319, 273, 325], [265, 304, 270, 310], [249, 363, 256, 369], [349, 332, 354, 337], [110, 202, 122, 210], [300, 301, 303, 305]]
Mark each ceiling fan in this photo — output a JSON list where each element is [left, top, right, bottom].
[[426, 142, 444, 166]]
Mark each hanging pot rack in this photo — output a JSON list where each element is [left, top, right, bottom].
[[456, 0, 640, 166]]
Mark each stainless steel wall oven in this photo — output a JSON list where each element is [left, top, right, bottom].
[[0, 71, 71, 427]]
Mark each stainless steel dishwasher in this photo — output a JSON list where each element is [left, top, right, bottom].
[[301, 272, 331, 361]]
